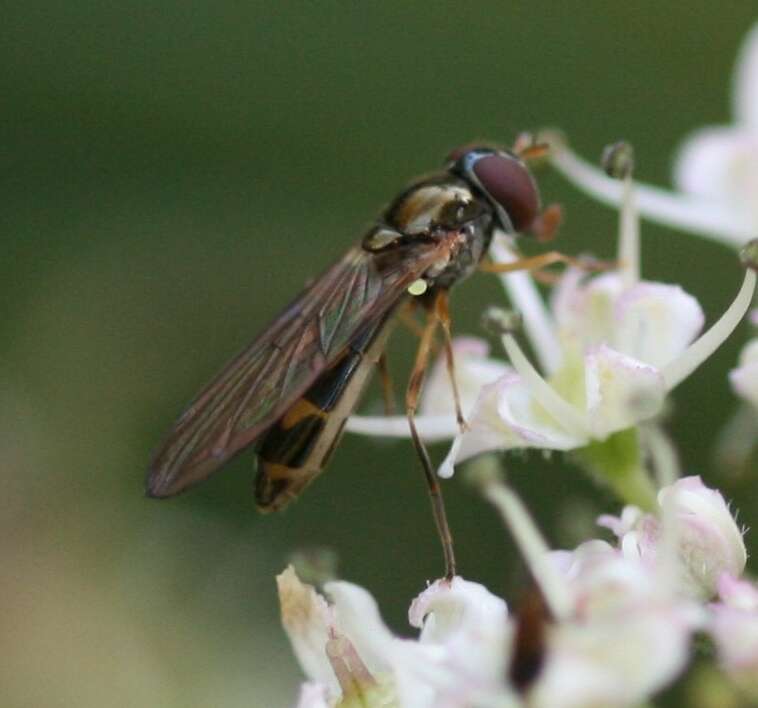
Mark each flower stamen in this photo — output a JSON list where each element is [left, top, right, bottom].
[[502, 333, 592, 439], [545, 132, 754, 246], [490, 234, 562, 374], [480, 473, 572, 621], [662, 258, 757, 390]]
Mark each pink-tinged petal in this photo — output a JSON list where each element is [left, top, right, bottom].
[[657, 476, 747, 598], [597, 506, 644, 539], [613, 282, 704, 368], [730, 339, 758, 408], [674, 127, 758, 226], [533, 609, 692, 708], [583, 345, 665, 438], [595, 478, 748, 601], [420, 337, 510, 418], [536, 541, 699, 707], [734, 21, 758, 127], [710, 604, 758, 686], [717, 574, 758, 610], [494, 373, 587, 449], [441, 375, 584, 474], [709, 577, 758, 688]]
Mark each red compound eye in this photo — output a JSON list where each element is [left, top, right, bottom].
[[471, 153, 539, 233]]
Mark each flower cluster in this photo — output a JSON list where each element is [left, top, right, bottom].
[[277, 21, 758, 708], [280, 475, 757, 707]]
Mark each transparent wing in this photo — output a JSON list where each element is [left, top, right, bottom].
[[147, 239, 448, 496]]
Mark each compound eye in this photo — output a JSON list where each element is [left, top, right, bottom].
[[472, 153, 539, 233]]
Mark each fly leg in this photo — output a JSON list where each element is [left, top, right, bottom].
[[479, 250, 614, 276], [434, 290, 467, 432], [398, 301, 443, 359], [376, 352, 396, 415], [397, 301, 427, 339], [406, 294, 457, 580]]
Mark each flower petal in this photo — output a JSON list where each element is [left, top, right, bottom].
[[673, 126, 758, 227], [277, 567, 338, 692], [409, 577, 508, 637], [407, 578, 513, 706], [535, 540, 699, 707], [709, 576, 758, 689], [533, 609, 692, 708], [324, 581, 399, 675], [613, 282, 704, 368], [717, 573, 758, 610], [730, 338, 758, 408], [446, 373, 585, 471], [420, 337, 510, 418], [657, 476, 747, 598], [583, 345, 665, 438], [734, 21, 758, 127], [295, 682, 331, 708], [552, 272, 625, 351]]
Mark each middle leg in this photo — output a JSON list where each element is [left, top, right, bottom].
[[406, 292, 457, 580]]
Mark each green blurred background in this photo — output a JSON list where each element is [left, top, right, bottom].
[[3, 3, 757, 706]]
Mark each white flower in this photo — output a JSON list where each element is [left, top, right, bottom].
[[346, 169, 757, 489], [277, 566, 517, 708], [598, 475, 747, 599], [709, 573, 758, 693], [481, 475, 701, 707], [296, 682, 331, 708], [547, 22, 758, 247], [730, 310, 758, 409], [279, 471, 755, 707], [531, 541, 699, 708]]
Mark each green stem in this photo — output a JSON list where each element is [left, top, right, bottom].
[[573, 428, 657, 510]]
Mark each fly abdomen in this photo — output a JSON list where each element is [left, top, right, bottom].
[[255, 316, 396, 512]]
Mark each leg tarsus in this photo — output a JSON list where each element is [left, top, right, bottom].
[[405, 298, 457, 580], [479, 250, 616, 276]]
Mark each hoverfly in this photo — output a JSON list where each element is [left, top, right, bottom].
[[147, 139, 568, 579]]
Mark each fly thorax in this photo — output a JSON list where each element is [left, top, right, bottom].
[[387, 183, 475, 235], [427, 216, 493, 289]]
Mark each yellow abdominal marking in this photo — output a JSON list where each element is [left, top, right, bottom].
[[263, 461, 312, 480], [280, 398, 327, 429]]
